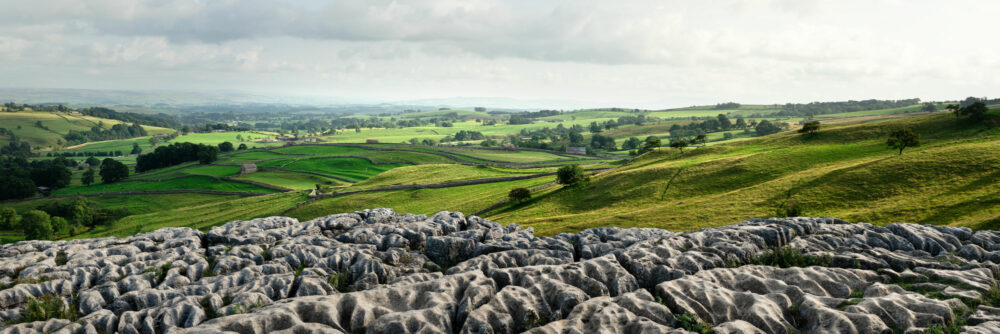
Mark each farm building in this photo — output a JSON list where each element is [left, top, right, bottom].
[[366, 139, 380, 144], [240, 163, 257, 175], [566, 146, 587, 155]]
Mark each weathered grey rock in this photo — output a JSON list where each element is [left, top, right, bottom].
[[1, 211, 999, 333]]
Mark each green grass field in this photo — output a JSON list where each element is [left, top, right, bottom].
[[279, 158, 411, 182], [237, 170, 347, 190], [217, 150, 288, 163], [52, 175, 280, 195], [169, 131, 280, 147], [0, 111, 175, 150], [0, 193, 243, 217], [485, 112, 1000, 235], [441, 148, 576, 163], [356, 150, 458, 164], [287, 177, 554, 221], [348, 164, 556, 190], [83, 191, 308, 238], [180, 165, 241, 177], [270, 145, 371, 155]]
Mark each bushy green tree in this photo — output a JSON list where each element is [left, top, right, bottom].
[[130, 143, 142, 155], [237, 143, 248, 150], [798, 121, 820, 136], [0, 208, 19, 230], [754, 120, 783, 136], [85, 156, 101, 167], [621, 137, 642, 150], [887, 128, 920, 155], [670, 139, 688, 153], [218, 141, 235, 152], [99, 158, 129, 183], [197, 146, 219, 164], [508, 188, 531, 203], [50, 217, 68, 234], [957, 101, 989, 122], [21, 210, 53, 241], [556, 164, 587, 186], [638, 138, 661, 154], [81, 168, 95, 186]]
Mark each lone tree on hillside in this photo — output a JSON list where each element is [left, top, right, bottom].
[[695, 134, 707, 146], [670, 139, 688, 153], [556, 164, 587, 186], [130, 143, 142, 155], [238, 143, 248, 150], [887, 128, 920, 155], [638, 138, 661, 154], [81, 168, 95, 186], [99, 158, 129, 183], [508, 188, 531, 203], [21, 209, 52, 241], [798, 121, 821, 136]]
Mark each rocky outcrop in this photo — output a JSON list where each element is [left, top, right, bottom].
[[0, 212, 997, 333]]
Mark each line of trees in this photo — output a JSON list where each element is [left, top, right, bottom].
[[63, 123, 148, 144], [135, 142, 219, 172], [774, 99, 921, 117], [79, 107, 180, 128]]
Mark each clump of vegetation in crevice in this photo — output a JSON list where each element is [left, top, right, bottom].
[[144, 263, 172, 285], [18, 294, 79, 323], [786, 303, 808, 331], [228, 296, 266, 316], [199, 296, 218, 320], [54, 250, 68, 266], [201, 256, 217, 278], [328, 270, 351, 293], [524, 310, 551, 330], [260, 244, 273, 262], [294, 263, 306, 277], [726, 246, 832, 269], [924, 306, 970, 334], [674, 312, 711, 334]]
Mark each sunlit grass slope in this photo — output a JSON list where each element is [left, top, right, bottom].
[[487, 112, 1000, 235]]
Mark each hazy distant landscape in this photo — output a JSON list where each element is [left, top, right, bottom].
[[3, 93, 997, 243]]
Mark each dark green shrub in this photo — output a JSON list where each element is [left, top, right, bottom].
[[556, 165, 587, 186]]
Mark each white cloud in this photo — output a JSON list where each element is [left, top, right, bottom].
[[0, 0, 996, 107]]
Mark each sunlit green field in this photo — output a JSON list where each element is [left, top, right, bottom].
[[287, 176, 554, 221], [280, 157, 412, 182], [487, 112, 1000, 235], [0, 111, 174, 149], [52, 175, 279, 195], [237, 170, 347, 190], [169, 131, 281, 147]]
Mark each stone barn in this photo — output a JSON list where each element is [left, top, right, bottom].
[[566, 146, 587, 155], [240, 163, 257, 175]]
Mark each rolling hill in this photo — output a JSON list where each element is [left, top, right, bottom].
[[486, 111, 1000, 235], [0, 111, 175, 150]]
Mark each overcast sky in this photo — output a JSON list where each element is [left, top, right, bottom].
[[0, 0, 997, 108]]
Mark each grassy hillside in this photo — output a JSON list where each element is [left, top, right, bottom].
[[287, 177, 554, 221], [0, 111, 175, 149], [486, 112, 1000, 235]]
